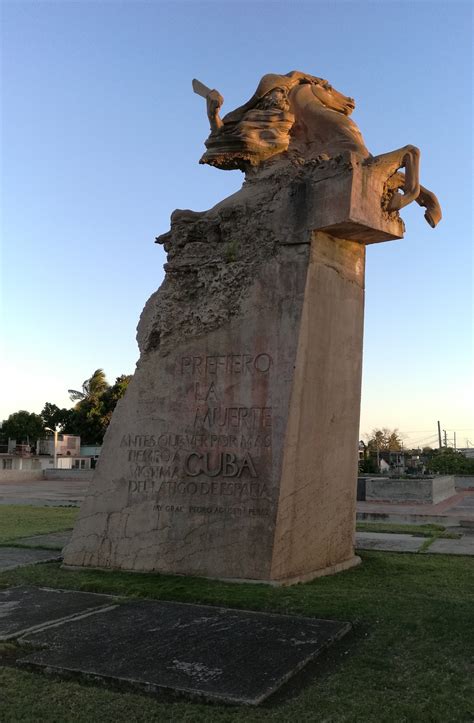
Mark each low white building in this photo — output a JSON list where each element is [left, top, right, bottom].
[[1, 434, 93, 471]]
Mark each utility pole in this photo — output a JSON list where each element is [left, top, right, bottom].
[[454, 431, 456, 451], [443, 429, 448, 447], [437, 421, 442, 449]]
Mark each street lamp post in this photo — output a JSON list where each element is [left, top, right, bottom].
[[45, 426, 60, 468]]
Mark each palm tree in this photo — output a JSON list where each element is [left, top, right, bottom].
[[68, 369, 109, 402]]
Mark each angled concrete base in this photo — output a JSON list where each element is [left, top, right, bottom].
[[64, 231, 364, 582], [64, 164, 402, 583]]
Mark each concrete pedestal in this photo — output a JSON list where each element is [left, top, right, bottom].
[[365, 476, 456, 505], [64, 160, 402, 583]]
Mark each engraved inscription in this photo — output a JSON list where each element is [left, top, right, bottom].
[[122, 350, 274, 515], [180, 353, 272, 375], [128, 479, 269, 499], [184, 451, 257, 477], [193, 406, 272, 430]]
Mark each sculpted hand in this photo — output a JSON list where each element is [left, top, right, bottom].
[[206, 90, 224, 131]]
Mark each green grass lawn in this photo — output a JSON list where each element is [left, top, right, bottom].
[[1, 553, 473, 722], [0, 505, 77, 544], [0, 506, 473, 721]]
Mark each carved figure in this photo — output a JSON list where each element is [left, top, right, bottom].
[[193, 72, 441, 228]]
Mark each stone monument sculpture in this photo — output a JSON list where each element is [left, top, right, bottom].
[[63, 71, 441, 584]]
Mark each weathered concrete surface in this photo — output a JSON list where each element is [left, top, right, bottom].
[[365, 476, 456, 505], [0, 477, 87, 506], [455, 475, 474, 491], [355, 532, 424, 553], [43, 469, 93, 482], [18, 599, 351, 705], [270, 232, 364, 583], [357, 490, 474, 526], [424, 537, 474, 556], [64, 159, 406, 584], [0, 470, 43, 482], [0, 548, 61, 573], [0, 586, 116, 641], [64, 229, 364, 583]]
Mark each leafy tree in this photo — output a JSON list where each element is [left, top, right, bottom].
[[40, 403, 74, 432], [68, 399, 108, 445], [366, 428, 403, 455], [428, 448, 474, 475], [359, 458, 378, 474], [0, 410, 45, 443], [100, 375, 132, 428], [67, 371, 131, 445], [68, 369, 109, 403], [0, 369, 132, 448]]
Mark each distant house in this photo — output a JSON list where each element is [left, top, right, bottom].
[[0, 434, 98, 471], [378, 450, 406, 475], [38, 434, 80, 457], [405, 454, 426, 474], [379, 458, 391, 474]]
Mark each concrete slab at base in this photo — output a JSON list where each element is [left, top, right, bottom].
[[0, 586, 117, 641], [355, 532, 424, 553], [63, 555, 362, 587], [424, 537, 474, 556], [273, 555, 362, 586], [18, 599, 352, 705]]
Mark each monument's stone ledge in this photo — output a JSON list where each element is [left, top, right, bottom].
[[139, 157, 402, 359], [157, 154, 404, 253]]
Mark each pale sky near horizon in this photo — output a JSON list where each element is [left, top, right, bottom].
[[1, 0, 472, 449]]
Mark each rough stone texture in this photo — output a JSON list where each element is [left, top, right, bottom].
[[0, 586, 116, 640], [0, 548, 61, 573], [18, 599, 351, 705], [63, 157, 409, 584], [365, 476, 456, 505], [138, 159, 401, 360]]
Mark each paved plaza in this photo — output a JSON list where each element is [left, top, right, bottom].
[[0, 477, 89, 507]]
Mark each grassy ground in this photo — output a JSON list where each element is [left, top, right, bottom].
[[1, 552, 473, 722], [0, 505, 77, 544], [1, 507, 472, 721]]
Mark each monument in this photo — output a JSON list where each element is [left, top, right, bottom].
[[63, 71, 441, 584]]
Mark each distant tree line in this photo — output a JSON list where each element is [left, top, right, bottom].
[[360, 427, 474, 475], [426, 448, 474, 475], [0, 369, 132, 446]]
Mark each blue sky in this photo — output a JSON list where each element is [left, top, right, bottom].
[[1, 0, 472, 448]]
